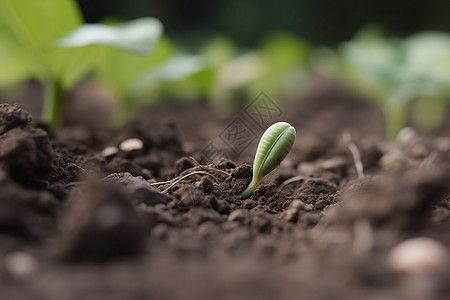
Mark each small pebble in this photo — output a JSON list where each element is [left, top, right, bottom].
[[397, 127, 416, 143], [3, 252, 37, 279], [100, 146, 119, 159], [387, 237, 448, 275], [410, 144, 429, 159], [119, 138, 144, 157], [434, 137, 450, 152], [303, 204, 315, 212], [380, 150, 406, 171]]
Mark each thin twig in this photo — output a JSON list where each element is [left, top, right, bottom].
[[278, 175, 307, 190], [342, 131, 364, 178], [151, 179, 175, 186], [150, 157, 230, 189], [161, 171, 217, 193], [189, 156, 231, 176]]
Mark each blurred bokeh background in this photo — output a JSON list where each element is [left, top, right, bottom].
[[76, 0, 450, 47], [1, 0, 450, 138]]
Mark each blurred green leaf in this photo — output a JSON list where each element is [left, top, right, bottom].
[[261, 32, 311, 68], [0, 20, 35, 85], [249, 32, 311, 97], [202, 37, 236, 68], [0, 0, 82, 83], [403, 32, 450, 95], [95, 35, 173, 97], [131, 54, 206, 98], [326, 27, 450, 138], [55, 17, 163, 55]]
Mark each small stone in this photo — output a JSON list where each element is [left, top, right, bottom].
[[3, 252, 37, 279], [434, 137, 450, 152], [410, 144, 429, 159], [303, 204, 315, 212], [397, 127, 416, 143], [100, 146, 119, 159], [380, 149, 406, 171], [119, 138, 143, 157], [387, 237, 448, 275]]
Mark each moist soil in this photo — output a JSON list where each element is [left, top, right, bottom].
[[1, 79, 450, 299]]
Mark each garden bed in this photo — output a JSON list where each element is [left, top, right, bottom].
[[1, 79, 450, 300]]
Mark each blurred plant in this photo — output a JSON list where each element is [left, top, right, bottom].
[[210, 32, 311, 113], [312, 27, 450, 139], [0, 0, 314, 130], [0, 0, 164, 131]]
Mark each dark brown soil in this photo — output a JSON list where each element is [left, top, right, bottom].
[[1, 79, 450, 300]]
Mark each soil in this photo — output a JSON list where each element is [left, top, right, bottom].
[[1, 78, 450, 299]]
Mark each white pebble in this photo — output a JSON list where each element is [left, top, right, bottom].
[[387, 237, 448, 275], [119, 138, 143, 156], [434, 137, 450, 152], [100, 146, 118, 158], [4, 252, 37, 279], [397, 127, 416, 143]]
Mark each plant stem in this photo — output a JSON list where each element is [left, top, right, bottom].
[[384, 101, 407, 140], [241, 177, 262, 199], [42, 79, 66, 132]]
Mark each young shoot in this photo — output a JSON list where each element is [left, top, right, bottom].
[[241, 122, 296, 199]]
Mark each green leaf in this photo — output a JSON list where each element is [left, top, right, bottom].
[[261, 32, 311, 68], [0, 19, 35, 85], [95, 35, 173, 97], [55, 17, 163, 55], [0, 0, 82, 83], [130, 54, 206, 97], [241, 122, 296, 199], [249, 32, 311, 97], [403, 32, 450, 88], [254, 122, 296, 178], [202, 37, 236, 68]]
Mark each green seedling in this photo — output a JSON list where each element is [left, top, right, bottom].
[[241, 122, 296, 199], [0, 0, 163, 131]]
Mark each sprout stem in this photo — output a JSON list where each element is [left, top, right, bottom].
[[240, 177, 262, 199], [42, 79, 66, 132], [384, 101, 407, 140]]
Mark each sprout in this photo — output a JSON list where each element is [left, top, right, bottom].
[[241, 122, 296, 199]]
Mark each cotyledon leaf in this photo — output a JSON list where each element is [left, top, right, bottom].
[[241, 122, 296, 199]]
